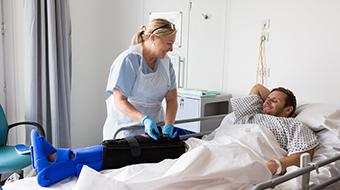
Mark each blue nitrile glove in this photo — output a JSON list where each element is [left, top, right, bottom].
[[141, 115, 160, 140], [162, 124, 175, 138]]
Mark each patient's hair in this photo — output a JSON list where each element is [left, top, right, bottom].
[[131, 18, 176, 45], [271, 87, 297, 117]]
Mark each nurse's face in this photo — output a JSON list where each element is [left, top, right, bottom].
[[154, 33, 176, 58]]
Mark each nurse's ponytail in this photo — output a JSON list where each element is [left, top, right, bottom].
[[131, 18, 176, 45], [131, 25, 147, 45]]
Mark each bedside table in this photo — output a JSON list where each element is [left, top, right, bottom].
[[175, 93, 232, 133]]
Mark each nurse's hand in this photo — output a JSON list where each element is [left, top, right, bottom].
[[162, 124, 175, 138], [141, 115, 160, 140]]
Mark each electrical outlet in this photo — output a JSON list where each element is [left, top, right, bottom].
[[262, 19, 270, 41], [262, 19, 270, 30]]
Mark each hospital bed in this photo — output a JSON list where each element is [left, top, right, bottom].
[[2, 103, 340, 190]]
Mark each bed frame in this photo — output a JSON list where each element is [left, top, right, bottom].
[[113, 114, 227, 140], [113, 115, 340, 190], [253, 152, 340, 190]]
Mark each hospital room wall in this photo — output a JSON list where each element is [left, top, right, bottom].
[[223, 0, 340, 106], [69, 0, 143, 147], [69, 0, 340, 147]]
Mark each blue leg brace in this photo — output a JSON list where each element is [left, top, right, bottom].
[[30, 130, 103, 187]]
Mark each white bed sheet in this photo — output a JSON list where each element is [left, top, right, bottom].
[[3, 125, 340, 190], [4, 124, 284, 190]]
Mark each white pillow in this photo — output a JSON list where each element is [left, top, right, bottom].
[[323, 110, 340, 138], [295, 103, 339, 131]]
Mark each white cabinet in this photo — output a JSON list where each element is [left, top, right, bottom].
[[142, 0, 228, 91], [175, 94, 232, 133], [186, 0, 227, 91]]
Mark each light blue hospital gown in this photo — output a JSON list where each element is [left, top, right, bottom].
[[231, 95, 319, 155]]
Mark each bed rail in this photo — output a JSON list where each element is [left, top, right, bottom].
[[300, 152, 311, 189], [252, 153, 340, 190], [112, 114, 227, 139], [309, 175, 340, 190]]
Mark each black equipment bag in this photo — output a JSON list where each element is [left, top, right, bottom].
[[101, 135, 186, 170]]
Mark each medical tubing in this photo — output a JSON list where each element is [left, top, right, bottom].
[[256, 32, 266, 85], [113, 114, 227, 139]]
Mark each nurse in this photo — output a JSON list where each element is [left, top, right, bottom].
[[103, 18, 178, 140]]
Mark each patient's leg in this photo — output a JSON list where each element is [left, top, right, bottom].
[[101, 136, 186, 170], [31, 130, 186, 187], [31, 130, 103, 187]]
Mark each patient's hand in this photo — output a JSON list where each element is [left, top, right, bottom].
[[266, 160, 278, 175], [266, 159, 286, 175]]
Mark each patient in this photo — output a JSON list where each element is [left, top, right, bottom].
[[232, 84, 318, 175], [30, 84, 318, 187]]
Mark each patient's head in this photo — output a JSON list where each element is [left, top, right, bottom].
[[262, 87, 296, 117]]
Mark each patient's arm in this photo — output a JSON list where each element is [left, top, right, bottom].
[[249, 84, 270, 101], [266, 148, 315, 175]]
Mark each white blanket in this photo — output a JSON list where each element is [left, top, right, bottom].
[[3, 124, 287, 190], [74, 124, 286, 190]]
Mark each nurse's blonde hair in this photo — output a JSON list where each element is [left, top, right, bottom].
[[131, 18, 176, 45]]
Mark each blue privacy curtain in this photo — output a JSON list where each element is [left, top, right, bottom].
[[24, 0, 71, 147]]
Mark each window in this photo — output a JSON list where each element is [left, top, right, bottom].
[[0, 0, 5, 107], [0, 0, 26, 114]]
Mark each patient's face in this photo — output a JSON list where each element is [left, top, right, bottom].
[[262, 91, 288, 117]]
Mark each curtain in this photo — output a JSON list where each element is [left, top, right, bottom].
[[24, 0, 71, 147]]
